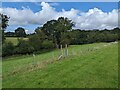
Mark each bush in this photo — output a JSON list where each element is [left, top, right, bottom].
[[42, 40, 54, 49], [29, 34, 43, 51], [2, 42, 15, 57], [14, 39, 34, 54]]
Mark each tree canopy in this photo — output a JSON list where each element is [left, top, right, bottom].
[[0, 13, 9, 43], [0, 13, 9, 30], [42, 17, 74, 48], [15, 27, 26, 37]]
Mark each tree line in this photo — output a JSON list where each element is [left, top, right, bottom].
[[1, 14, 120, 57]]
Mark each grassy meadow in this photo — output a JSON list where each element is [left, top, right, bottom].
[[2, 41, 118, 88], [2, 2, 119, 89], [5, 37, 28, 45]]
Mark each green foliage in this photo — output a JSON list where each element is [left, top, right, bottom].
[[3, 27, 120, 57], [42, 17, 74, 48], [2, 42, 15, 57], [0, 30, 5, 44], [42, 40, 54, 49], [29, 34, 43, 51], [69, 28, 119, 45], [4, 32, 16, 37], [29, 28, 49, 51], [60, 32, 71, 47], [0, 13, 9, 30], [2, 15, 120, 57], [0, 14, 9, 43], [15, 27, 26, 37], [14, 39, 34, 54]]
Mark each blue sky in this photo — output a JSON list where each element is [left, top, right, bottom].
[[1, 2, 118, 33], [2, 2, 118, 12]]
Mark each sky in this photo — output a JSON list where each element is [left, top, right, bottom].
[[0, 2, 118, 33]]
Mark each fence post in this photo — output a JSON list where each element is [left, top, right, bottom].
[[61, 44, 63, 56], [33, 53, 36, 67], [72, 48, 75, 55], [65, 44, 68, 57]]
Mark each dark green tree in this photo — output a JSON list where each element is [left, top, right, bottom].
[[0, 13, 9, 43], [15, 27, 26, 37], [42, 17, 74, 48], [29, 27, 47, 51], [5, 32, 15, 37], [14, 39, 34, 54], [2, 42, 15, 57]]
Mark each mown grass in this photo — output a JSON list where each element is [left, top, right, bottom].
[[2, 42, 118, 88], [5, 37, 28, 45]]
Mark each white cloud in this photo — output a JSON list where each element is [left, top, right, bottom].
[[0, 2, 118, 30], [75, 8, 118, 30], [49, 2, 59, 6], [25, 29, 29, 34]]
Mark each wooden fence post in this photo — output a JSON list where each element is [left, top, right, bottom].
[[33, 53, 36, 67], [61, 44, 63, 56], [65, 44, 68, 57]]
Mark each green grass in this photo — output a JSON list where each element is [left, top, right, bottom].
[[2, 42, 118, 88], [5, 37, 28, 45]]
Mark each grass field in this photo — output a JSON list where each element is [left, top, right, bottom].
[[2, 42, 118, 88], [5, 37, 28, 45]]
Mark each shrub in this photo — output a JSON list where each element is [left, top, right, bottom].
[[2, 42, 15, 57], [14, 39, 34, 54], [29, 34, 43, 51], [42, 40, 54, 49]]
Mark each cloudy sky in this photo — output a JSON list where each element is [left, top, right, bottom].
[[1, 2, 118, 33]]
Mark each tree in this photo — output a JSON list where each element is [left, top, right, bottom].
[[42, 17, 74, 48], [29, 28, 47, 51], [15, 27, 26, 37], [0, 13, 9, 43], [5, 32, 15, 37], [14, 39, 34, 54], [0, 13, 9, 30], [42, 40, 54, 49]]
